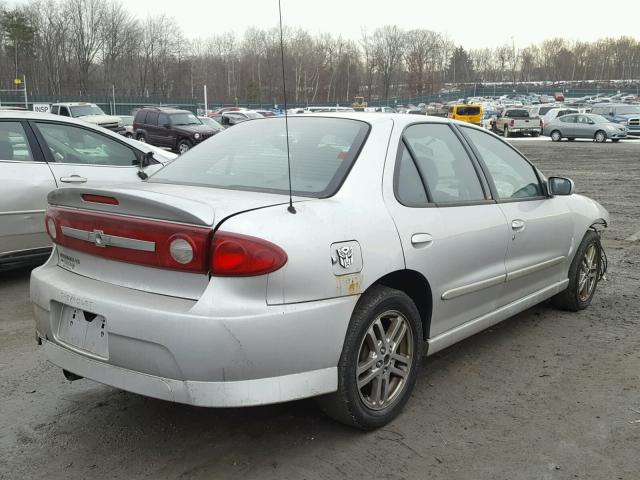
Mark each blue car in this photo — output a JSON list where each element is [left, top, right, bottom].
[[591, 104, 640, 136]]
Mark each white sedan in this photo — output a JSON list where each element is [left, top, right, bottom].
[[31, 113, 608, 429]]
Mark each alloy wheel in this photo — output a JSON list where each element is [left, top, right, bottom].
[[179, 143, 190, 154], [577, 244, 598, 302], [356, 310, 414, 411]]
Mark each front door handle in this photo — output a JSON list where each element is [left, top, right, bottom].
[[60, 175, 87, 184], [511, 219, 526, 232], [411, 233, 433, 247]]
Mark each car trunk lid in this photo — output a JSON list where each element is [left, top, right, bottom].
[[46, 184, 297, 299]]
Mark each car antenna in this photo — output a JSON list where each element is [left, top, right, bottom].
[[278, 0, 296, 214]]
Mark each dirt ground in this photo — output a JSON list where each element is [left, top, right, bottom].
[[1, 139, 639, 480]]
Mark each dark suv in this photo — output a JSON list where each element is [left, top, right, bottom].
[[133, 107, 217, 153]]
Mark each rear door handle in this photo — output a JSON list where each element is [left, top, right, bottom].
[[60, 175, 87, 184], [511, 219, 526, 232], [411, 233, 433, 247]]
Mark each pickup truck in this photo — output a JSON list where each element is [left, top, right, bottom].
[[494, 108, 541, 138], [50, 102, 122, 132]]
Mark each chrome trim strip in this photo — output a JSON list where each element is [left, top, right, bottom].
[[61, 226, 155, 252], [0, 209, 46, 216], [506, 256, 566, 282], [441, 274, 506, 300], [428, 279, 570, 356]]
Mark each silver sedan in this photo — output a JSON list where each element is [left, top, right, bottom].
[[0, 111, 175, 269], [544, 113, 628, 142], [31, 114, 609, 429]]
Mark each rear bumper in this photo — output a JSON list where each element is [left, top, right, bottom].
[[43, 340, 336, 407], [31, 254, 357, 406], [508, 127, 541, 134]]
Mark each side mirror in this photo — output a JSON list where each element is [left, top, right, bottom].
[[548, 176, 574, 196]]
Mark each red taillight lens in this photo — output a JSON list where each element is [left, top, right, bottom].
[[211, 232, 287, 277], [510, 119, 515, 126], [47, 206, 212, 273]]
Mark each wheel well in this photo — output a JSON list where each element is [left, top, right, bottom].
[[371, 270, 432, 340]]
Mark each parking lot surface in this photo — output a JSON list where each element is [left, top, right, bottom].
[[1, 139, 639, 480]]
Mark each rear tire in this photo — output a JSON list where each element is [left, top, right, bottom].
[[503, 127, 510, 138], [552, 230, 602, 312], [611, 139, 620, 143], [594, 130, 607, 143], [531, 131, 540, 137], [125, 132, 134, 139], [551, 130, 562, 142], [317, 285, 423, 430], [136, 133, 147, 143]]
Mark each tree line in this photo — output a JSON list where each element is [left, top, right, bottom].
[[1, 0, 640, 105]]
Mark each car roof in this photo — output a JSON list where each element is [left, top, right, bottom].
[[286, 111, 471, 129], [51, 102, 97, 107], [138, 107, 189, 114]]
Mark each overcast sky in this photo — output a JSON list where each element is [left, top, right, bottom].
[[9, 0, 640, 48], [119, 0, 639, 49]]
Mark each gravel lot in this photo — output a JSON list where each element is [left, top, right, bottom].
[[1, 138, 639, 480]]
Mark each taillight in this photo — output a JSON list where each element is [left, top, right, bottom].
[[510, 119, 515, 127], [211, 231, 287, 277], [46, 206, 212, 273], [81, 194, 119, 205]]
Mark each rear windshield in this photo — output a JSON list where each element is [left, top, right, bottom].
[[456, 106, 481, 116], [505, 110, 529, 118], [538, 106, 554, 116], [150, 117, 370, 197]]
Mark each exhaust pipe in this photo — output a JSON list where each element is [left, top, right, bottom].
[[63, 369, 83, 381]]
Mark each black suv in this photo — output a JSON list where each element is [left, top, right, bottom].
[[133, 107, 217, 154]]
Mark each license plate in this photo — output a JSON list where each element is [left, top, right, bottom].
[[57, 305, 108, 358]]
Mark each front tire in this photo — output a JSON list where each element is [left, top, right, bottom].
[[177, 139, 192, 154], [317, 285, 423, 429], [551, 130, 562, 142], [594, 130, 607, 143], [552, 230, 602, 312]]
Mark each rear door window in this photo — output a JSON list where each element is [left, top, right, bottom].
[[146, 112, 159, 126], [403, 124, 486, 204]]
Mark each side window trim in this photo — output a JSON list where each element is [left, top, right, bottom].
[[458, 125, 548, 202], [29, 120, 142, 166]]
